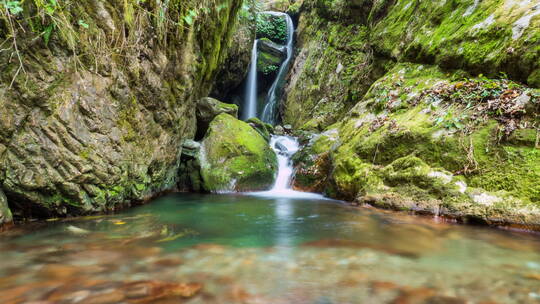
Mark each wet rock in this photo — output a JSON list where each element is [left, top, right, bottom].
[[200, 114, 278, 192], [66, 225, 91, 235], [80, 290, 125, 304], [179, 140, 203, 192], [124, 281, 203, 301], [423, 295, 468, 304], [211, 18, 256, 98], [247, 117, 273, 142], [258, 38, 286, 76], [302, 239, 420, 259], [274, 125, 285, 135], [259, 39, 286, 59], [196, 97, 239, 140], [38, 264, 81, 279], [0, 188, 13, 226], [181, 140, 201, 158]]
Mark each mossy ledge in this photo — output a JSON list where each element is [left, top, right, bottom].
[[291, 61, 540, 230]]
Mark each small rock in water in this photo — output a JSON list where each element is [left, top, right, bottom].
[[283, 124, 292, 131], [274, 125, 285, 135], [274, 140, 288, 153]]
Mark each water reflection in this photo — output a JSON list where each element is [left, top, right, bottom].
[[0, 193, 539, 303]]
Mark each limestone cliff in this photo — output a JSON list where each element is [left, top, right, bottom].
[[0, 0, 246, 219]]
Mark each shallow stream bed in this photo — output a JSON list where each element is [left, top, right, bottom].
[[1, 193, 540, 303]]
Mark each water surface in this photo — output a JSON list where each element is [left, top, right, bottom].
[[1, 193, 540, 303]]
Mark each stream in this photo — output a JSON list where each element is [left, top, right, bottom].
[[1, 136, 540, 303]]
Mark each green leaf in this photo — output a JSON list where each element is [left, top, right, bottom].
[[78, 19, 89, 29], [43, 24, 54, 45], [183, 15, 193, 25]]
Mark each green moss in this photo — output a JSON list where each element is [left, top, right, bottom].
[[257, 51, 282, 75], [370, 0, 540, 86], [297, 62, 540, 212], [283, 12, 388, 129], [331, 148, 382, 200], [200, 114, 278, 192]]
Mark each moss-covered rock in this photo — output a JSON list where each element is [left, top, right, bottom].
[[247, 117, 273, 142], [200, 114, 278, 192], [211, 9, 256, 98], [370, 0, 540, 86], [291, 61, 540, 228], [0, 0, 244, 219], [0, 189, 13, 226], [258, 38, 286, 75], [282, 7, 390, 131], [284, 0, 540, 131]]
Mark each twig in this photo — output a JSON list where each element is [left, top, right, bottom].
[[3, 7, 26, 88]]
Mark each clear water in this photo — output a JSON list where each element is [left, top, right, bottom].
[[1, 193, 540, 303]]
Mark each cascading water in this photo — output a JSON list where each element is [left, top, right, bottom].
[[251, 135, 327, 199], [269, 136, 299, 191], [241, 40, 259, 120], [261, 12, 295, 124], [241, 12, 317, 198], [241, 11, 294, 122]]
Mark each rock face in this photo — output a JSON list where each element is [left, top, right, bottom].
[[284, 0, 540, 131], [258, 38, 286, 75], [285, 0, 540, 228], [0, 189, 13, 226], [200, 114, 278, 192], [211, 15, 255, 98], [0, 0, 244, 218], [195, 97, 239, 139]]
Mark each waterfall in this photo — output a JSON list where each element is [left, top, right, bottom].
[[261, 12, 295, 124], [250, 135, 327, 199], [269, 135, 299, 191], [241, 12, 294, 123], [242, 39, 259, 120]]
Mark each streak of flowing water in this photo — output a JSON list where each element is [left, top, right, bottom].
[[241, 39, 259, 120], [250, 135, 328, 200], [261, 12, 295, 124]]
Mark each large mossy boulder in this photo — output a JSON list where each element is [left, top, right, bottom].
[[284, 0, 540, 131], [200, 114, 278, 192], [0, 189, 13, 226]]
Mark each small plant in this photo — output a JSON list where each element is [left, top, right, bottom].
[[261, 64, 279, 75], [183, 9, 197, 26], [2, 0, 23, 14], [77, 19, 89, 29], [256, 14, 287, 44], [434, 112, 466, 130]]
